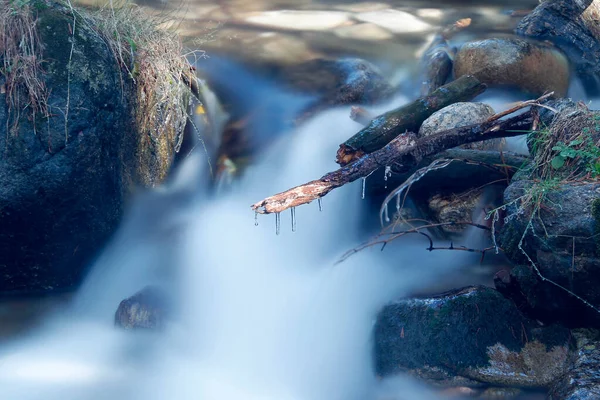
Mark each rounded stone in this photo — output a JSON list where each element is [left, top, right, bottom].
[[419, 102, 495, 137], [453, 38, 570, 97]]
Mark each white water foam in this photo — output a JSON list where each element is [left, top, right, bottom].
[[0, 98, 482, 400]]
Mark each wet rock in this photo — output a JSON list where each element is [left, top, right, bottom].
[[375, 286, 572, 388], [478, 387, 525, 399], [517, 0, 600, 95], [419, 102, 503, 151], [549, 329, 600, 399], [453, 38, 570, 97], [278, 58, 395, 108], [115, 286, 169, 330], [498, 181, 600, 326], [427, 189, 486, 235], [0, 2, 187, 293]]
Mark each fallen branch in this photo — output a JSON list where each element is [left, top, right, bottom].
[[335, 221, 494, 264], [251, 107, 536, 215], [336, 75, 487, 165]]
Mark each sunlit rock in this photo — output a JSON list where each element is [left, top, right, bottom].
[[453, 38, 570, 97], [333, 23, 394, 41], [244, 10, 350, 31], [355, 9, 433, 34]]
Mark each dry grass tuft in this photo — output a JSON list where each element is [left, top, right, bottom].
[[0, 0, 49, 132], [1, 0, 198, 146], [80, 0, 192, 148]]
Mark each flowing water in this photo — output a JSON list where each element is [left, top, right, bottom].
[[0, 95, 481, 399], [0, 0, 583, 399]]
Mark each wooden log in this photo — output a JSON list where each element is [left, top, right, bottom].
[[336, 75, 486, 166], [251, 111, 533, 215]]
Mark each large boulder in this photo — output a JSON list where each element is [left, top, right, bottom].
[[453, 37, 570, 97], [0, 1, 188, 292], [496, 100, 600, 326], [517, 0, 600, 95], [497, 181, 600, 326], [375, 286, 573, 388]]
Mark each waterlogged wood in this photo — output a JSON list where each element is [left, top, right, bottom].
[[251, 112, 533, 215], [336, 75, 486, 165]]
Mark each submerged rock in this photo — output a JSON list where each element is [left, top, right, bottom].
[[0, 2, 188, 292], [427, 189, 486, 235], [453, 38, 570, 97], [115, 286, 169, 330], [375, 286, 572, 388], [279, 58, 395, 112]]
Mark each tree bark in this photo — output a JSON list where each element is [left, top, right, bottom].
[[336, 75, 486, 166], [251, 111, 533, 215]]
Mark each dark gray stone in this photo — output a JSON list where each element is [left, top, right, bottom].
[[0, 2, 185, 293], [115, 286, 169, 330], [498, 181, 600, 326], [549, 329, 600, 399], [375, 286, 572, 388]]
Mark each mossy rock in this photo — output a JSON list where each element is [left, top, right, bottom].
[[498, 180, 600, 327], [0, 1, 188, 293], [374, 286, 572, 388]]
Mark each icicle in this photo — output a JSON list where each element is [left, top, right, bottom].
[[254, 211, 259, 226], [318, 198, 323, 212], [395, 193, 401, 212], [361, 177, 366, 200], [384, 204, 390, 223], [291, 207, 296, 232], [384, 165, 392, 189], [491, 210, 500, 254], [275, 212, 281, 235]]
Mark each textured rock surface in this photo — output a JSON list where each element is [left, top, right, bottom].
[[419, 102, 495, 137], [115, 286, 169, 330], [419, 102, 501, 150], [549, 329, 600, 399], [427, 189, 485, 235], [375, 286, 572, 388], [453, 38, 570, 97], [498, 181, 600, 326], [517, 0, 600, 95], [0, 2, 186, 293]]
